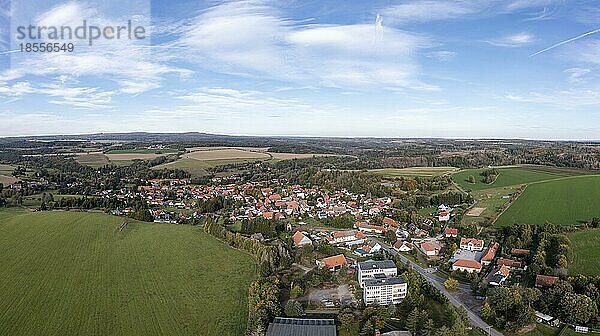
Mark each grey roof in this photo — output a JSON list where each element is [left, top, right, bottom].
[[266, 317, 337, 336], [382, 332, 412, 336], [364, 276, 406, 287], [358, 259, 396, 270]]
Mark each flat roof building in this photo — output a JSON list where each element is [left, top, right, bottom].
[[266, 317, 336, 336]]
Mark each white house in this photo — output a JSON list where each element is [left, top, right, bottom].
[[393, 240, 412, 252], [460, 238, 484, 251], [363, 276, 408, 305], [358, 260, 397, 288], [420, 241, 441, 257], [452, 259, 482, 273]]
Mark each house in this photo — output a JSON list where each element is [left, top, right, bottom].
[[460, 238, 484, 251], [250, 233, 265, 242], [381, 332, 412, 336], [489, 265, 510, 286], [444, 228, 458, 238], [438, 210, 450, 222], [535, 311, 561, 327], [382, 217, 398, 228], [535, 275, 559, 288], [393, 240, 413, 252], [480, 242, 499, 266], [355, 222, 385, 234], [497, 258, 522, 269], [452, 259, 482, 273], [363, 276, 408, 305], [292, 231, 312, 248], [262, 211, 274, 219], [511, 248, 530, 256], [316, 254, 348, 271], [266, 318, 337, 336], [420, 241, 441, 257], [354, 242, 382, 257], [328, 230, 366, 246], [358, 260, 398, 288]]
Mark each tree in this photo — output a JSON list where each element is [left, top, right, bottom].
[[559, 292, 597, 325], [591, 217, 600, 228], [290, 284, 303, 299], [284, 300, 304, 317], [444, 278, 459, 291], [384, 230, 397, 244], [467, 175, 476, 184]]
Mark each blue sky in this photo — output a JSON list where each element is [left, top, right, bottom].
[[0, 0, 599, 139]]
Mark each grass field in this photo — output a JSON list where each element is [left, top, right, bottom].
[[369, 166, 459, 178], [569, 228, 600, 276], [0, 174, 18, 186], [462, 186, 521, 227], [495, 175, 600, 227], [76, 153, 111, 167], [452, 166, 572, 191], [0, 164, 14, 175], [106, 149, 179, 154], [0, 211, 256, 336], [184, 148, 270, 161], [153, 158, 266, 177]]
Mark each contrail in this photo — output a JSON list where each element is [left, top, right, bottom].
[[530, 28, 600, 56], [0, 49, 20, 55]]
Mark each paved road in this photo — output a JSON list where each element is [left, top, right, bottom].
[[371, 238, 503, 336]]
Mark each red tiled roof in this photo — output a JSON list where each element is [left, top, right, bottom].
[[445, 228, 458, 236], [421, 241, 441, 252], [319, 254, 347, 269], [536, 275, 559, 287], [453, 259, 482, 270], [292, 231, 309, 247], [481, 242, 500, 262], [497, 258, 522, 268], [511, 248, 530, 256], [383, 217, 398, 227], [460, 238, 484, 248]]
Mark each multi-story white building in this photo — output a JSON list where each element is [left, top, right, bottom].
[[358, 260, 397, 288], [363, 276, 408, 305]]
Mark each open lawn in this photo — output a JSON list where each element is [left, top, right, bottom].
[[370, 166, 459, 178], [462, 186, 521, 228], [569, 228, 600, 276], [452, 166, 573, 191], [0, 211, 256, 336], [521, 324, 559, 336], [495, 175, 600, 227]]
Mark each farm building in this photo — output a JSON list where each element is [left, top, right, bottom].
[[316, 254, 348, 272], [266, 318, 336, 336], [452, 259, 482, 273]]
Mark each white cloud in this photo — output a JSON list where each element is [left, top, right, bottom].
[[486, 32, 535, 47], [173, 1, 433, 90], [383, 1, 477, 23], [5, 1, 189, 99], [564, 67, 590, 83], [426, 50, 456, 61], [505, 0, 559, 11], [506, 89, 600, 108]]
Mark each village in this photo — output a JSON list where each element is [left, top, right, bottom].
[[95, 175, 574, 334]]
